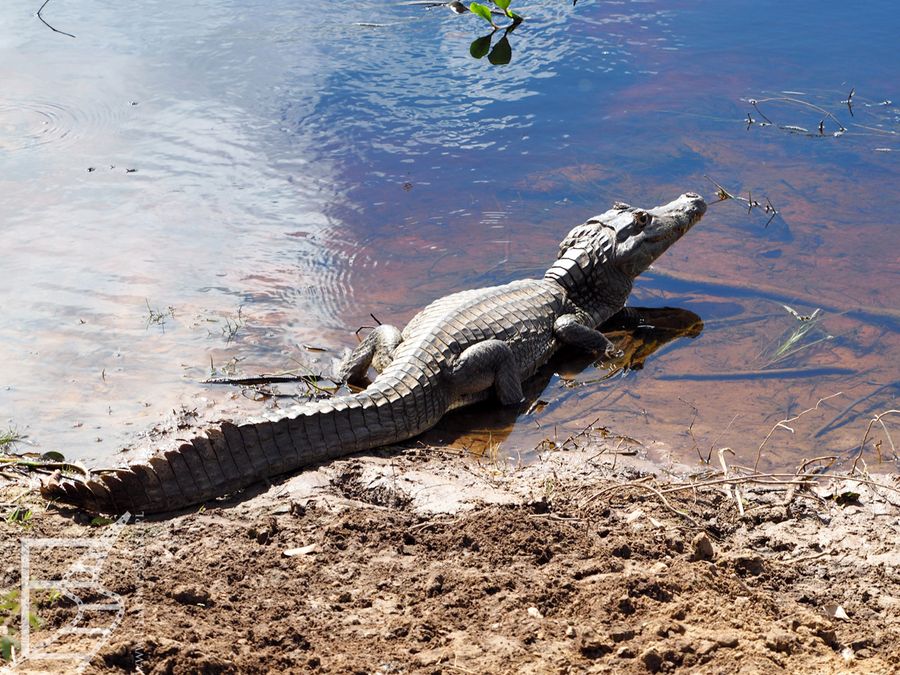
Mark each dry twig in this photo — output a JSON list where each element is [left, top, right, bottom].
[[583, 480, 701, 528], [705, 175, 779, 228], [852, 409, 899, 474], [754, 392, 844, 471]]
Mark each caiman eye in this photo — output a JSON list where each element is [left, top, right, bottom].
[[613, 201, 631, 211], [632, 211, 651, 229]]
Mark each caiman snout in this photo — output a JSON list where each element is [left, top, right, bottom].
[[648, 192, 707, 229], [679, 192, 707, 212], [674, 192, 707, 228]]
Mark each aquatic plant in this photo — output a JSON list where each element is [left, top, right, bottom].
[[465, 1, 523, 65], [468, 0, 521, 27], [0, 429, 24, 450]]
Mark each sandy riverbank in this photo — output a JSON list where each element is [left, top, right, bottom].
[[1, 436, 898, 674]]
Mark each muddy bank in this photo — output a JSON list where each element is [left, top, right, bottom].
[[1, 440, 899, 674]]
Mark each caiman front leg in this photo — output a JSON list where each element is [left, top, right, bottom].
[[448, 339, 524, 405], [338, 324, 403, 385], [554, 314, 625, 358]]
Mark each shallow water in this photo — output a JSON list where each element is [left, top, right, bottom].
[[1, 0, 897, 471]]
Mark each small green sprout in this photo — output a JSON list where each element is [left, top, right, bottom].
[[5, 507, 32, 527]]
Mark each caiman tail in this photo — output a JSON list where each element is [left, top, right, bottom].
[[41, 374, 448, 514]]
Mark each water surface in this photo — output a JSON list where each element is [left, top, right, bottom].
[[1, 0, 898, 471]]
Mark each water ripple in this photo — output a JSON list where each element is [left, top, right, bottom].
[[0, 97, 127, 153]]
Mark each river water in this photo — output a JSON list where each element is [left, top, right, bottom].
[[1, 0, 897, 471]]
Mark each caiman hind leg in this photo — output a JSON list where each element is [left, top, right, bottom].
[[554, 314, 624, 358], [338, 324, 403, 385], [448, 339, 524, 405]]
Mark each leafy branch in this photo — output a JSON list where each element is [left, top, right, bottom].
[[463, 1, 524, 65]]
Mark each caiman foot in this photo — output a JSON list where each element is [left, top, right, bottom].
[[449, 339, 524, 405], [338, 324, 403, 385], [554, 314, 623, 359]]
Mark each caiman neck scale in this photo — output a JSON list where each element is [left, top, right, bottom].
[[43, 193, 707, 514]]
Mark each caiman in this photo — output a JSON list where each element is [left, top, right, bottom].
[[42, 193, 707, 514]]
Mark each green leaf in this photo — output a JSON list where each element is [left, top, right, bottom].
[[493, 0, 514, 17], [470, 34, 493, 59], [469, 3, 494, 25], [488, 36, 512, 65]]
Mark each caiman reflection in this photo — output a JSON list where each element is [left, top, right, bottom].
[[422, 307, 704, 455]]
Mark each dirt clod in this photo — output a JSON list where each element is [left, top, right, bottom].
[[690, 531, 715, 561], [170, 585, 212, 606], [641, 645, 664, 672]]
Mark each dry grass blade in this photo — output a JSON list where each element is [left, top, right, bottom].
[[655, 472, 900, 498], [754, 392, 843, 471], [707, 414, 739, 464], [584, 480, 701, 528], [795, 455, 836, 474], [717, 447, 744, 516], [852, 409, 899, 474]]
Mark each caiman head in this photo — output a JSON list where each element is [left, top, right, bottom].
[[546, 193, 707, 316]]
